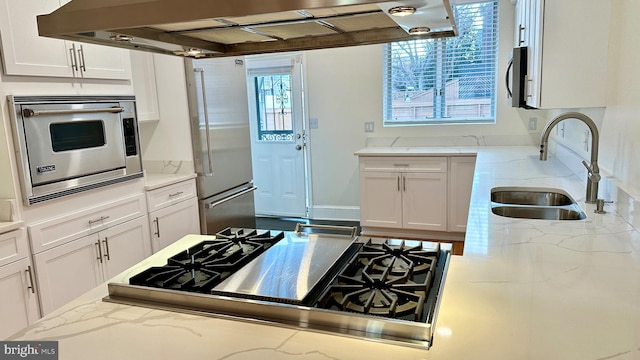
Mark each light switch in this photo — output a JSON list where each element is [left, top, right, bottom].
[[364, 122, 374, 133]]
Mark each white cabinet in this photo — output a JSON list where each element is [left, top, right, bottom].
[[131, 52, 160, 122], [0, 229, 40, 339], [514, 0, 610, 109], [28, 193, 151, 315], [0, 0, 131, 79], [146, 179, 200, 253], [448, 157, 476, 232], [34, 216, 150, 315], [359, 157, 448, 232]]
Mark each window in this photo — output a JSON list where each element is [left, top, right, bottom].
[[383, 0, 498, 126], [253, 74, 295, 142]]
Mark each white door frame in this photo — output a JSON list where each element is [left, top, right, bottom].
[[245, 53, 312, 218]]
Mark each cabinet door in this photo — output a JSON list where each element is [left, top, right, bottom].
[[100, 216, 151, 279], [149, 197, 200, 253], [0, 258, 40, 339], [514, 0, 530, 47], [359, 172, 403, 229], [131, 52, 160, 122], [0, 0, 74, 77], [402, 172, 447, 231], [72, 42, 132, 80], [448, 157, 476, 232], [33, 235, 103, 316]]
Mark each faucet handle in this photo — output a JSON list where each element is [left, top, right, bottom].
[[581, 160, 592, 172]]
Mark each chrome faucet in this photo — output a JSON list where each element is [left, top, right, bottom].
[[539, 112, 600, 204]]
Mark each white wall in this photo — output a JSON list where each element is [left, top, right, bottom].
[[303, 0, 545, 219]]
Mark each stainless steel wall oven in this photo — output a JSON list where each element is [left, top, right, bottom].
[[7, 95, 143, 205]]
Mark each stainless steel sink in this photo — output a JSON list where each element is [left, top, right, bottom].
[[491, 206, 586, 220], [490, 187, 586, 220], [491, 188, 573, 206]]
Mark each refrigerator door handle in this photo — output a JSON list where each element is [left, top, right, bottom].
[[205, 186, 257, 209], [194, 67, 214, 176]]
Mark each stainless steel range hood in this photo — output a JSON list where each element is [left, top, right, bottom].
[[36, 0, 457, 58]]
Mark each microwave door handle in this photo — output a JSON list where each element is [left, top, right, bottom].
[[194, 68, 214, 177], [21, 107, 124, 118], [505, 57, 513, 98]]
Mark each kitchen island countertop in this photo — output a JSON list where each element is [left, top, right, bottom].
[[9, 146, 640, 360]]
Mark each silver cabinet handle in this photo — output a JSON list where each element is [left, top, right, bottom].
[[518, 24, 525, 45], [88, 216, 110, 225], [397, 176, 400, 192], [69, 44, 79, 72], [168, 191, 184, 198], [25, 266, 35, 294], [95, 241, 103, 263], [194, 67, 214, 177], [102, 237, 111, 261], [403, 176, 406, 192], [153, 217, 160, 237], [78, 44, 86, 72]]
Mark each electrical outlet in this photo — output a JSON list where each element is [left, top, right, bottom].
[[309, 118, 318, 129], [528, 117, 537, 131], [364, 122, 374, 133]]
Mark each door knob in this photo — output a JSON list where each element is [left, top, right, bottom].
[[295, 145, 302, 151]]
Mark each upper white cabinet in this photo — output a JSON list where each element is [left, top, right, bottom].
[[0, 0, 131, 79], [131, 52, 160, 122], [515, 0, 610, 109]]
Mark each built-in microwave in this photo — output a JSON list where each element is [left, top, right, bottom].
[[7, 95, 143, 205], [506, 46, 532, 109]]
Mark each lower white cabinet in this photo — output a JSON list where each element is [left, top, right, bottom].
[[358, 154, 476, 235], [34, 216, 150, 315], [0, 256, 40, 339], [146, 179, 200, 253], [359, 157, 448, 232], [448, 157, 476, 232], [149, 196, 200, 253]]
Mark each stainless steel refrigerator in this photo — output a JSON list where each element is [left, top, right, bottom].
[[184, 57, 256, 234]]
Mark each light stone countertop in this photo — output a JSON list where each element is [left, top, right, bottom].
[[9, 146, 640, 360]]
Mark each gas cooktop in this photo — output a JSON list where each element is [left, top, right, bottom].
[[105, 225, 451, 349]]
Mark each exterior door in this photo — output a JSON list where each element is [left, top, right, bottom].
[[246, 54, 308, 218]]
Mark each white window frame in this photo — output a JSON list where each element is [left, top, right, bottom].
[[383, 0, 499, 126]]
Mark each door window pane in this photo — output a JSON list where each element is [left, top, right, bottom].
[[254, 74, 294, 142]]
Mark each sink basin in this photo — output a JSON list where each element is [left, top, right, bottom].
[[490, 187, 574, 206], [490, 187, 586, 220], [491, 206, 586, 220]]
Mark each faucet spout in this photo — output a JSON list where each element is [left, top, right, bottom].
[[539, 112, 600, 204]]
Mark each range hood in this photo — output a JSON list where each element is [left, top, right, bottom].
[[36, 0, 457, 58]]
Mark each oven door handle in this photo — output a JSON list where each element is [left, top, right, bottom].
[[22, 107, 125, 118], [204, 186, 257, 209]]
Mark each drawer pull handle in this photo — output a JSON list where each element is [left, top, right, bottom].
[[103, 237, 111, 261], [393, 164, 410, 167], [154, 217, 160, 237], [25, 266, 35, 294], [95, 241, 103, 263], [168, 191, 184, 198], [88, 216, 110, 225]]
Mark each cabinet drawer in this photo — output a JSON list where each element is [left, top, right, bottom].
[[146, 179, 197, 212], [0, 228, 28, 267], [359, 157, 447, 172], [29, 193, 147, 254]]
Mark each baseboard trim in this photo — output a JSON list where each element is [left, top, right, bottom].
[[309, 206, 360, 221]]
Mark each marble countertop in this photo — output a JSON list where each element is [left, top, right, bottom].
[[143, 173, 196, 191], [10, 146, 640, 360]]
